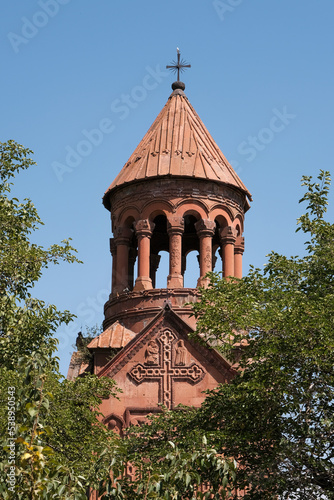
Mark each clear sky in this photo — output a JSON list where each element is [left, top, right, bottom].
[[1, 0, 334, 376]]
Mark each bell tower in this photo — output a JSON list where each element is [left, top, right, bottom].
[[101, 64, 251, 336], [68, 52, 252, 431]]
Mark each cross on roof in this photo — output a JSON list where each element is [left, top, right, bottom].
[[166, 48, 191, 82]]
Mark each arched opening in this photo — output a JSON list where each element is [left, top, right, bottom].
[[212, 220, 222, 273], [112, 217, 138, 294], [183, 250, 199, 288], [150, 215, 169, 288], [154, 251, 169, 288], [128, 230, 138, 291]]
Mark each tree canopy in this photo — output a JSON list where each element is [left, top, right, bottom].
[[189, 171, 334, 498], [0, 141, 120, 499]]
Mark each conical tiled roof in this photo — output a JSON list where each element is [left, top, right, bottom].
[[103, 86, 251, 208], [87, 321, 136, 349]]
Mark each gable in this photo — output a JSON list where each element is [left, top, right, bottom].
[[97, 307, 235, 429]]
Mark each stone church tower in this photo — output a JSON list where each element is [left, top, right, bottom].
[[68, 59, 251, 435]]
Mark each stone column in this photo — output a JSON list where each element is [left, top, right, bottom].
[[150, 254, 161, 288], [195, 219, 216, 287], [167, 216, 184, 288], [114, 227, 133, 294], [220, 226, 238, 278], [133, 219, 155, 291], [212, 243, 220, 271], [234, 236, 245, 279], [109, 238, 117, 295], [128, 247, 137, 291], [181, 254, 187, 276]]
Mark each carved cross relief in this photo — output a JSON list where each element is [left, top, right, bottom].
[[128, 329, 205, 409]]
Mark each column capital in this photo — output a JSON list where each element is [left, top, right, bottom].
[[134, 219, 155, 238], [167, 215, 184, 235], [114, 226, 133, 245], [234, 236, 245, 255], [195, 219, 216, 238], [219, 226, 238, 244]]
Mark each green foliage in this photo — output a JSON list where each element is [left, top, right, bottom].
[[98, 408, 236, 499], [0, 140, 81, 368], [188, 170, 334, 499], [84, 404, 237, 499], [0, 140, 80, 301], [74, 326, 102, 365], [0, 354, 89, 499], [0, 141, 120, 498], [45, 371, 120, 480]]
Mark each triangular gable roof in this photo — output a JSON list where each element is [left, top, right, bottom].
[[87, 321, 136, 349], [103, 88, 252, 209], [97, 305, 235, 380]]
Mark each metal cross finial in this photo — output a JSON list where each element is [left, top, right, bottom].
[[166, 48, 191, 82]]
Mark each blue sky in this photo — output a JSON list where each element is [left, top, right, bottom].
[[1, 0, 334, 375]]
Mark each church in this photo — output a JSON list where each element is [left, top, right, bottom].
[[68, 50, 252, 438]]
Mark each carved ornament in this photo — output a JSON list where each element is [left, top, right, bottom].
[[114, 226, 133, 245], [128, 329, 205, 409], [219, 226, 238, 245], [134, 219, 155, 237], [167, 215, 184, 235], [194, 219, 216, 238]]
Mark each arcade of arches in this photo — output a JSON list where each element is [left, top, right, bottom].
[[110, 209, 244, 295]]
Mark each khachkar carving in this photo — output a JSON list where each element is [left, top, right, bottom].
[[128, 330, 205, 409]]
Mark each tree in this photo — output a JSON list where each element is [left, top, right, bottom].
[[97, 406, 237, 499], [0, 141, 120, 499], [187, 170, 334, 498]]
